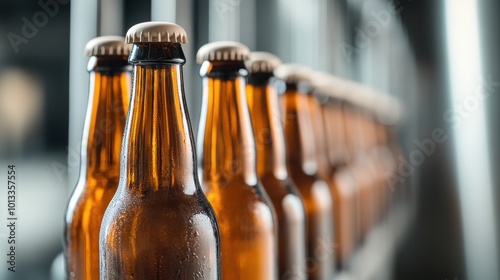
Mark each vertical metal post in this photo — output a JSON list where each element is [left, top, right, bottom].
[[209, 0, 239, 42], [444, 1, 499, 279], [239, 0, 256, 50], [151, 0, 201, 133], [151, 0, 177, 22], [68, 0, 99, 190], [100, 0, 124, 35]]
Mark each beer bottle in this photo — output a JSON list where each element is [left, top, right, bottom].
[[99, 22, 221, 279], [367, 93, 400, 218], [64, 36, 131, 280], [196, 42, 278, 280], [314, 75, 357, 268], [309, 80, 333, 183], [275, 64, 335, 280], [318, 76, 351, 169], [375, 95, 402, 203], [361, 104, 387, 221], [343, 83, 377, 240], [363, 89, 391, 224], [246, 52, 307, 279], [385, 123, 403, 201]]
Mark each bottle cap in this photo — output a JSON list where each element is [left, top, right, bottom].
[[342, 82, 404, 124], [342, 80, 372, 110], [125, 21, 188, 44], [273, 64, 313, 84], [311, 72, 349, 102], [84, 36, 131, 56], [196, 41, 250, 64], [375, 92, 403, 124], [245, 52, 282, 73]]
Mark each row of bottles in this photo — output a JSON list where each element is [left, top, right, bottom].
[[64, 21, 402, 280]]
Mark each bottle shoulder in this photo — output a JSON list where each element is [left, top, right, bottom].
[[204, 181, 276, 222], [105, 186, 214, 217], [289, 173, 332, 206], [202, 179, 271, 204], [101, 194, 219, 239], [259, 174, 300, 198], [65, 177, 119, 218]]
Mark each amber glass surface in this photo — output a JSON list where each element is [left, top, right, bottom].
[[385, 125, 403, 201], [374, 122, 395, 186], [364, 116, 388, 220], [377, 120, 398, 216], [343, 106, 375, 240], [64, 56, 130, 280], [100, 43, 221, 279], [197, 61, 277, 280], [247, 73, 307, 279], [309, 96, 331, 181], [280, 85, 334, 280], [321, 101, 357, 267], [348, 108, 378, 239], [325, 101, 350, 167]]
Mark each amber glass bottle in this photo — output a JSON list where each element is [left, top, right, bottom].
[[363, 111, 387, 221], [196, 42, 278, 280], [99, 22, 221, 279], [246, 52, 307, 279], [275, 64, 334, 280], [370, 99, 399, 219], [64, 36, 131, 280], [343, 88, 377, 240], [385, 123, 403, 201], [314, 77, 357, 268], [373, 94, 402, 205], [309, 90, 331, 182]]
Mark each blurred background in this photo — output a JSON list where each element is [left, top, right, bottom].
[[0, 0, 498, 279]]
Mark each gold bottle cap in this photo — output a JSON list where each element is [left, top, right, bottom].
[[196, 41, 250, 64], [125, 21, 188, 44], [245, 52, 282, 73], [84, 36, 131, 56], [273, 64, 313, 84]]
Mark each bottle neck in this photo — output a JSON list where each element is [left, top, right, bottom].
[[364, 115, 379, 150], [309, 95, 331, 177], [197, 61, 258, 186], [247, 74, 288, 180], [356, 112, 374, 154], [122, 43, 198, 193], [324, 101, 350, 168], [375, 122, 388, 147], [280, 86, 318, 176], [82, 56, 130, 179], [343, 105, 363, 158]]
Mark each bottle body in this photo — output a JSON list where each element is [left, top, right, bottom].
[[100, 43, 221, 279], [247, 76, 307, 279], [197, 61, 278, 280], [280, 88, 334, 280], [343, 105, 376, 241], [100, 183, 220, 279], [202, 177, 277, 279], [65, 57, 130, 280], [321, 99, 357, 267]]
